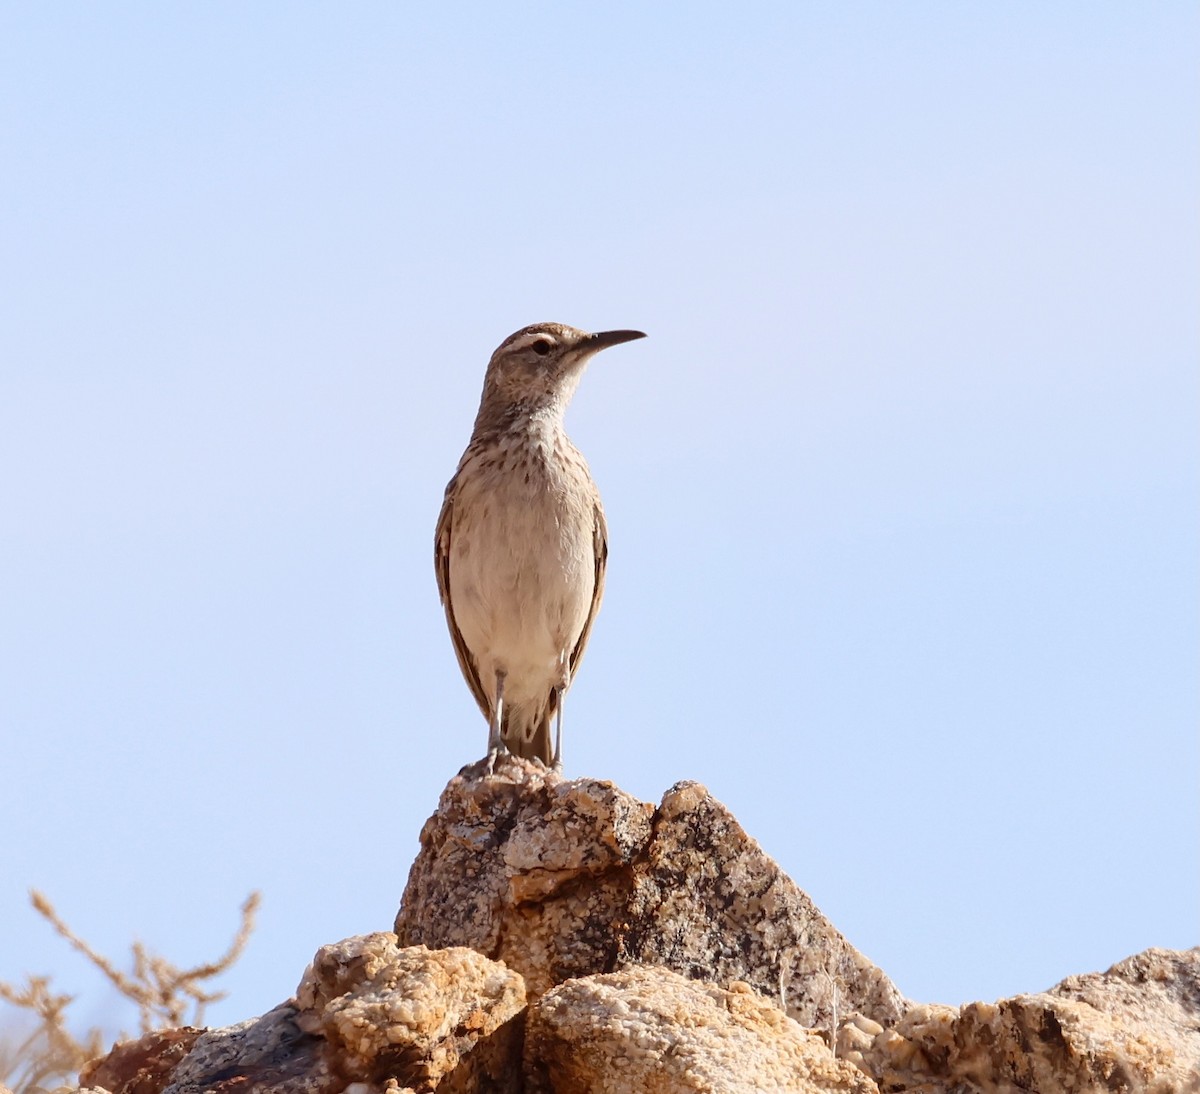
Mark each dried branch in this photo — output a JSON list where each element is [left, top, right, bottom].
[[0, 976, 102, 1094], [1, 890, 260, 1094]]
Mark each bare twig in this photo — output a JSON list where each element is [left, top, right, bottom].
[[1, 890, 260, 1093], [26, 890, 259, 1034], [0, 976, 102, 1094]]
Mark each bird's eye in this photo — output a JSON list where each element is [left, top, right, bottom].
[[531, 339, 552, 356]]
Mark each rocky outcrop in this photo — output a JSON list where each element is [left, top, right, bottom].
[[150, 1005, 331, 1094], [524, 965, 876, 1094], [847, 947, 1200, 1093], [80, 1028, 202, 1094], [394, 760, 905, 1030], [294, 937, 524, 1091], [73, 759, 1199, 1093]]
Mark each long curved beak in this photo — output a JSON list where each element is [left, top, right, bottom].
[[586, 329, 647, 352]]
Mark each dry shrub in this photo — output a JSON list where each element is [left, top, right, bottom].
[[0, 890, 258, 1094]]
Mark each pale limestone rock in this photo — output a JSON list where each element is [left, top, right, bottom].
[[294, 935, 525, 1092], [523, 965, 878, 1094], [835, 1012, 884, 1069], [853, 947, 1200, 1093], [395, 757, 905, 1028]]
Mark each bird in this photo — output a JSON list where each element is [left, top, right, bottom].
[[435, 322, 646, 771]]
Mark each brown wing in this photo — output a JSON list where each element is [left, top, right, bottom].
[[434, 482, 490, 719], [567, 501, 608, 681]]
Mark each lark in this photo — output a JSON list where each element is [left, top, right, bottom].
[[435, 322, 646, 770]]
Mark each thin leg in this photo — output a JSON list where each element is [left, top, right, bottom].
[[485, 671, 506, 774], [551, 687, 564, 773]]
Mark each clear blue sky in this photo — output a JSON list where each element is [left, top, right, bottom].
[[1, 3, 1196, 1035]]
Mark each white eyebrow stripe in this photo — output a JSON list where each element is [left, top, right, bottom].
[[504, 331, 556, 353]]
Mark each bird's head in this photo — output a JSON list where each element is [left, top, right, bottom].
[[477, 323, 646, 424]]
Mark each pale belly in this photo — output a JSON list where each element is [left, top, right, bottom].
[[448, 457, 596, 706]]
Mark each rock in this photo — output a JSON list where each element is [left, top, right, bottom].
[[394, 757, 906, 1029], [851, 946, 1200, 1093], [395, 760, 654, 1000], [158, 1004, 333, 1094], [75, 940, 524, 1094], [523, 965, 878, 1094], [68, 766, 1198, 1094], [619, 780, 904, 1031], [294, 934, 525, 1092], [79, 1027, 202, 1094]]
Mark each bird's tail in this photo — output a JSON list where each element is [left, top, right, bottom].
[[502, 694, 556, 767]]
